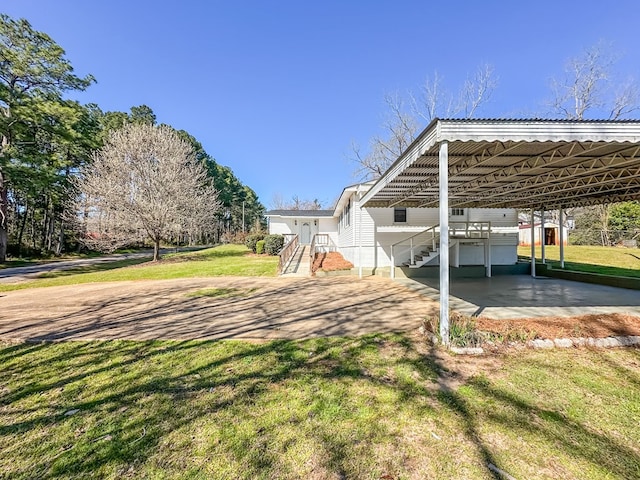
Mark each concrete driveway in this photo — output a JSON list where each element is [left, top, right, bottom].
[[397, 275, 640, 319], [0, 276, 437, 341]]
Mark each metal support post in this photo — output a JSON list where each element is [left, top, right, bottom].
[[559, 207, 565, 269], [530, 208, 536, 278], [439, 142, 450, 345], [541, 207, 546, 264]]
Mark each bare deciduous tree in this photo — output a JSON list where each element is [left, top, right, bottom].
[[412, 64, 497, 122], [71, 124, 220, 261], [546, 43, 640, 244], [270, 193, 324, 210], [352, 93, 419, 180], [352, 64, 497, 180], [549, 41, 639, 120]]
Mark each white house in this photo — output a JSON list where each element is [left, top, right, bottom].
[[266, 181, 519, 276], [265, 210, 335, 245]]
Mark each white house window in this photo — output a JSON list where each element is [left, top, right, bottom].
[[345, 199, 351, 227], [451, 208, 465, 216], [394, 207, 407, 223]]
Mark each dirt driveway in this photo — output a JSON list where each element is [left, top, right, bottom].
[[0, 276, 436, 341]]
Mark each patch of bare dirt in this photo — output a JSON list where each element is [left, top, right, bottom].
[[312, 252, 354, 274], [477, 312, 640, 339]]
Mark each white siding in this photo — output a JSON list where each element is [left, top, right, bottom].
[[318, 217, 339, 246], [335, 202, 519, 269], [268, 218, 295, 235], [269, 192, 519, 270], [268, 216, 337, 243]]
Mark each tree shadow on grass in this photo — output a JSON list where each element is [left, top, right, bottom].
[[1, 336, 639, 479]]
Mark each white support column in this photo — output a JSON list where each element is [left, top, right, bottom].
[[541, 207, 546, 264], [358, 199, 363, 279], [390, 244, 395, 279], [485, 237, 492, 277], [530, 208, 536, 278], [452, 241, 459, 268], [439, 142, 450, 345], [559, 207, 565, 269]]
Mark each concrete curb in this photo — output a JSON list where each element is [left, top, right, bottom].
[[450, 346, 485, 355], [528, 335, 640, 349], [421, 327, 640, 354]]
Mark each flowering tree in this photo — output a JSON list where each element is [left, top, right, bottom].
[[72, 124, 220, 260]]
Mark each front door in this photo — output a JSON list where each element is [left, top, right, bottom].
[[301, 222, 311, 244]]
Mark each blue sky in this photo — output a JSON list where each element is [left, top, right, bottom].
[[3, 0, 640, 208]]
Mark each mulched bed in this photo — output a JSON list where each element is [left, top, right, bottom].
[[312, 252, 354, 274], [477, 312, 640, 339]]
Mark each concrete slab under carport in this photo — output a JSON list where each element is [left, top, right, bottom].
[[396, 275, 640, 320]]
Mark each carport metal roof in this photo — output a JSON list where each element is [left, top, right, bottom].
[[360, 119, 640, 210], [357, 118, 640, 346]]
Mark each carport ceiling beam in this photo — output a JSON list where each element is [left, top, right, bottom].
[[386, 140, 527, 208], [419, 142, 637, 207]]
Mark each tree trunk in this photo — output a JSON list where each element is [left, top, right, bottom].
[[17, 201, 29, 257], [153, 238, 161, 261], [55, 217, 64, 256], [0, 171, 7, 262], [40, 197, 49, 252]]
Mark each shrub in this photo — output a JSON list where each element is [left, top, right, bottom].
[[228, 231, 248, 245], [423, 311, 486, 347], [256, 240, 265, 255], [264, 234, 285, 255], [245, 233, 265, 253]]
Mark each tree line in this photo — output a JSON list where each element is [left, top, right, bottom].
[[0, 14, 264, 262]]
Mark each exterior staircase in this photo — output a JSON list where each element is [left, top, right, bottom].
[[405, 246, 439, 268], [392, 222, 489, 272], [403, 239, 460, 268]]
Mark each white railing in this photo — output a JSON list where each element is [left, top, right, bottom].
[[389, 222, 491, 278], [390, 226, 439, 275], [283, 233, 297, 244], [448, 221, 491, 239], [309, 233, 336, 261]]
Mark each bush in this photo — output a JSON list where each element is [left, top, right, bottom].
[[264, 234, 285, 255], [223, 231, 248, 245], [256, 240, 265, 255], [423, 311, 486, 347], [245, 233, 265, 253]]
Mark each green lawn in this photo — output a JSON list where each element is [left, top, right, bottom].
[[0, 336, 638, 479], [0, 245, 278, 292], [518, 245, 640, 278]]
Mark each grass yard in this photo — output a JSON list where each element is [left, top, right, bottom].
[[0, 244, 278, 292], [518, 244, 640, 278], [0, 336, 638, 479]]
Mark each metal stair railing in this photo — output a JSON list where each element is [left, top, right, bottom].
[[389, 222, 491, 279]]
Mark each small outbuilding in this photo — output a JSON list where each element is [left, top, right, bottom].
[[518, 222, 569, 246]]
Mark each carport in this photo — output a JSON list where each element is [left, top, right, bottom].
[[359, 119, 640, 344]]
